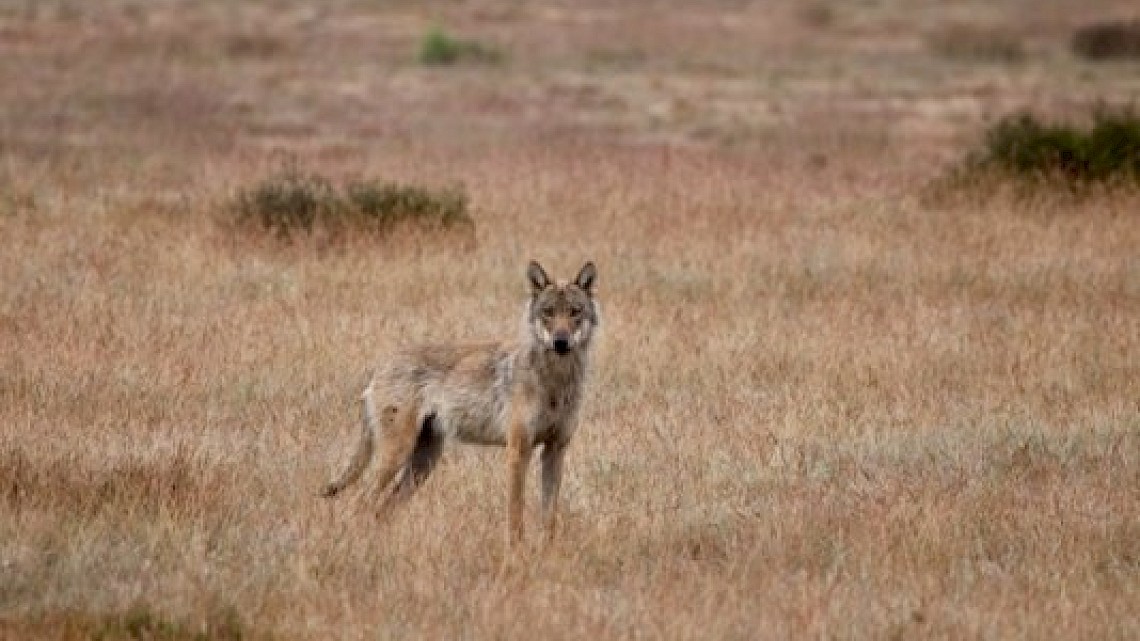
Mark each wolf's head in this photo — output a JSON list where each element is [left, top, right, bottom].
[[525, 260, 599, 356]]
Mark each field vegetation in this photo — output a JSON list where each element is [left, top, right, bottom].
[[2, 1, 1138, 638]]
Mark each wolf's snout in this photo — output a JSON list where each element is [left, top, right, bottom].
[[552, 334, 571, 354]]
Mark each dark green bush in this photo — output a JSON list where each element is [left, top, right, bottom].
[[418, 26, 502, 65], [346, 181, 470, 229], [235, 169, 339, 237], [233, 170, 473, 241], [1072, 20, 1140, 60], [966, 107, 1140, 185]]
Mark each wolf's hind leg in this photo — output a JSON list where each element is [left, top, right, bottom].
[[321, 385, 386, 497], [380, 414, 444, 512]]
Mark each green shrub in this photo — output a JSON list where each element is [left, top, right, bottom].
[[232, 169, 473, 241], [965, 106, 1140, 185], [346, 181, 470, 229], [418, 26, 502, 65], [234, 169, 340, 238], [1072, 20, 1140, 60]]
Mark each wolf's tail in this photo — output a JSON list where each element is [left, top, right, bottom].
[[321, 383, 380, 497]]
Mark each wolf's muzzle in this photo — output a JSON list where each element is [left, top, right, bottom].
[[552, 334, 571, 354]]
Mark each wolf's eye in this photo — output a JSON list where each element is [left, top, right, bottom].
[[569, 306, 583, 317], [541, 306, 556, 318]]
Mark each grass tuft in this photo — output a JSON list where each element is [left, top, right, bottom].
[[230, 168, 474, 243], [0, 603, 258, 641], [93, 603, 249, 641], [928, 23, 1024, 62], [956, 106, 1140, 189], [233, 169, 338, 238], [345, 181, 471, 229], [418, 26, 503, 66], [1072, 20, 1140, 61], [796, 2, 836, 29]]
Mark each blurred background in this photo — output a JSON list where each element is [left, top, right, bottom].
[[4, 0, 1139, 196]]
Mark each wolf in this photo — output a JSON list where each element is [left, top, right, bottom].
[[322, 260, 599, 550]]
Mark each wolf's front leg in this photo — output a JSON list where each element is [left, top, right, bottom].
[[540, 440, 566, 542], [505, 424, 533, 551]]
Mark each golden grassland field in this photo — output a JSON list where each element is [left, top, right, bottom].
[[1, 1, 1138, 638]]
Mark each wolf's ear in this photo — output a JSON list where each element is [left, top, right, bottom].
[[527, 260, 550, 293], [575, 261, 597, 294]]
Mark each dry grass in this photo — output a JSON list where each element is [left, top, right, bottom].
[[2, 1, 1139, 639]]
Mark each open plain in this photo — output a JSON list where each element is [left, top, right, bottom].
[[1, 1, 1138, 638]]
